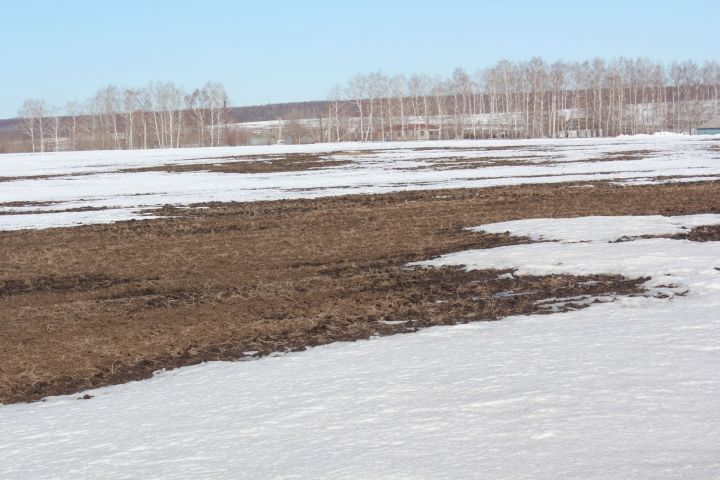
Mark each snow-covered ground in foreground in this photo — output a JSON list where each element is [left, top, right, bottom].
[[2, 214, 720, 479], [1, 134, 719, 230]]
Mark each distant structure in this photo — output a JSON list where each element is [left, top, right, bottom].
[[694, 118, 720, 135], [561, 118, 603, 138]]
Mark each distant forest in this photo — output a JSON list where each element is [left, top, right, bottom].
[[2, 57, 719, 153]]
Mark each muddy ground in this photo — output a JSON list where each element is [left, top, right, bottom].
[[0, 147, 669, 182], [120, 153, 353, 174], [0, 153, 353, 182], [1, 180, 720, 403]]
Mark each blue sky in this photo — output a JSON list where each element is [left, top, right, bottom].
[[1, 0, 718, 119]]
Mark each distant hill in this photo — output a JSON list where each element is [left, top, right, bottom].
[[0, 100, 335, 137], [228, 100, 333, 123], [0, 118, 19, 135]]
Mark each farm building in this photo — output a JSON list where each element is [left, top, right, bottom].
[[562, 118, 603, 138], [380, 122, 440, 141], [695, 118, 720, 135]]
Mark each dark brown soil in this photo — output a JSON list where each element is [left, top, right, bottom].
[[0, 206, 110, 216], [0, 153, 352, 183], [120, 154, 352, 174], [601, 149, 657, 161], [401, 156, 550, 170], [0, 274, 133, 296], [615, 224, 720, 242], [0, 175, 57, 183], [684, 224, 720, 241], [1, 180, 720, 404], [407, 145, 542, 152], [0, 201, 55, 208], [400, 149, 665, 171]]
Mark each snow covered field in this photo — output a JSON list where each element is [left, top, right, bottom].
[[1, 136, 720, 478], [1, 134, 719, 230]]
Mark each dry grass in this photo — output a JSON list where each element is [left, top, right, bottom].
[[0, 153, 351, 183], [1, 180, 719, 403], [402, 149, 662, 171], [685, 224, 720, 241], [400, 156, 550, 170], [600, 149, 657, 160], [120, 153, 352, 174]]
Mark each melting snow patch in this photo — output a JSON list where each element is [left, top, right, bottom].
[[492, 290, 538, 298], [468, 214, 720, 243], [379, 320, 408, 325], [536, 294, 615, 312]]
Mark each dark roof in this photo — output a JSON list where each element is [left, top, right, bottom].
[[698, 117, 720, 129]]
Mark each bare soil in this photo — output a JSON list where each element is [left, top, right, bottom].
[[0, 153, 352, 183], [0, 201, 55, 208], [684, 224, 720, 241], [600, 149, 656, 160], [0, 205, 110, 216], [120, 153, 352, 174], [400, 149, 662, 171], [408, 145, 543, 152], [400, 156, 550, 170], [1, 180, 720, 404]]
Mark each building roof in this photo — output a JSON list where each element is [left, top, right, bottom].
[[698, 117, 720, 129]]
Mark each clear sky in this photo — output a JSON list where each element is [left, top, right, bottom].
[[1, 0, 718, 119]]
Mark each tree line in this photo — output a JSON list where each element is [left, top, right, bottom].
[[11, 57, 720, 153], [325, 58, 720, 142], [17, 82, 230, 152]]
